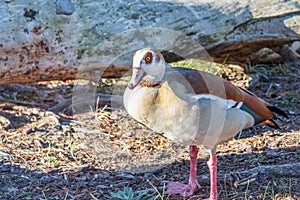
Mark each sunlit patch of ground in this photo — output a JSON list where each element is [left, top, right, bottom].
[[0, 62, 299, 199]]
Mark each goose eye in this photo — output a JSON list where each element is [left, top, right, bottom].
[[143, 52, 153, 64]]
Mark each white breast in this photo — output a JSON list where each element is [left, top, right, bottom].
[[124, 83, 254, 149]]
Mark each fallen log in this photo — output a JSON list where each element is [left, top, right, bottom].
[[0, 0, 300, 84]]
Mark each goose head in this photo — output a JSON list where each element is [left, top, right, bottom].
[[128, 48, 166, 89]]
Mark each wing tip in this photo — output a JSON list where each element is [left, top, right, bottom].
[[267, 105, 289, 119], [264, 106, 289, 129]]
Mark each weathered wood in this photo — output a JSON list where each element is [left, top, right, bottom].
[[0, 0, 300, 84]]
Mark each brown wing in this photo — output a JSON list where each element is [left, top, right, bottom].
[[172, 67, 275, 120]]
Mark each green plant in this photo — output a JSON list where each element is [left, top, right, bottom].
[[107, 187, 157, 200], [236, 131, 243, 140], [171, 59, 221, 75], [147, 180, 166, 200]]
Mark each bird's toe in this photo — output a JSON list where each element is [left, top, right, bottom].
[[165, 181, 200, 197]]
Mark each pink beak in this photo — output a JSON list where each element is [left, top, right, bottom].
[[128, 67, 145, 89]]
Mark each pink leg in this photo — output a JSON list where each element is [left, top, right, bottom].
[[165, 145, 201, 197], [205, 151, 218, 200]]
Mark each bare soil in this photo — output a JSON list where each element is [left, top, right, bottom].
[[0, 63, 299, 200]]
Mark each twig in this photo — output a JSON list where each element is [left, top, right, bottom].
[[225, 162, 300, 188], [289, 73, 300, 79], [0, 150, 13, 160], [89, 192, 98, 200], [265, 83, 273, 97], [0, 98, 46, 108]]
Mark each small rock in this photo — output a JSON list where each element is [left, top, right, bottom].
[[288, 110, 295, 115], [265, 147, 278, 157], [250, 48, 282, 63], [281, 44, 300, 62], [280, 44, 300, 62], [0, 116, 10, 128], [291, 41, 300, 53], [56, 0, 76, 15]]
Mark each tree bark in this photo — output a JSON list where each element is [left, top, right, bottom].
[[0, 0, 300, 84]]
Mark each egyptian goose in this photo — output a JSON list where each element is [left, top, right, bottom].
[[123, 48, 288, 199]]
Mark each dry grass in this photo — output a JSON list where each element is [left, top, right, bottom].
[[0, 62, 299, 199]]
